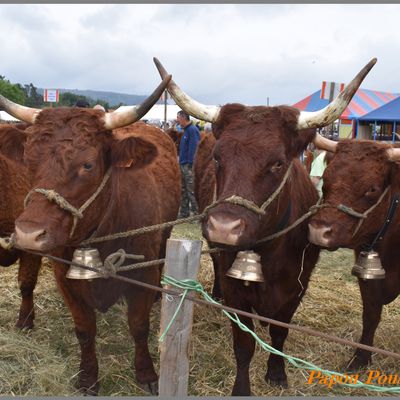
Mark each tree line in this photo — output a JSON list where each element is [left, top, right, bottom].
[[0, 76, 111, 110]]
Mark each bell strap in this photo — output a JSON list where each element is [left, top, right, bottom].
[[362, 194, 399, 252]]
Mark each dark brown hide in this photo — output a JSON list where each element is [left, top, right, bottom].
[[13, 108, 181, 394], [308, 140, 400, 369], [194, 103, 320, 395], [193, 134, 223, 299], [0, 123, 41, 329]]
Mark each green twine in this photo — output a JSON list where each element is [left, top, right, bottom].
[[160, 275, 400, 394], [159, 288, 188, 343]]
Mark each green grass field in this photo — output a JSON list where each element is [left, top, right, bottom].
[[0, 222, 399, 396]]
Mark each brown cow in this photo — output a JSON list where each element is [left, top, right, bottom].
[[165, 125, 183, 151], [193, 133, 224, 299], [308, 138, 400, 370], [0, 122, 42, 329], [154, 57, 376, 395], [0, 76, 181, 395]]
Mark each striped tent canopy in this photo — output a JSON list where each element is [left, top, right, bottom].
[[359, 96, 400, 121], [293, 89, 399, 119]]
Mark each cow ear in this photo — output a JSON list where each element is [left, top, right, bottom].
[[111, 136, 158, 168], [0, 124, 28, 163], [286, 128, 317, 158]]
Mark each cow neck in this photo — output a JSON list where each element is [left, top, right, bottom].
[[361, 192, 399, 252], [273, 199, 292, 235], [203, 161, 294, 217], [24, 167, 112, 238]]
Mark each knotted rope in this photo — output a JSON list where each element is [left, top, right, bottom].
[[203, 162, 293, 216], [81, 162, 294, 246], [102, 249, 145, 277], [24, 168, 112, 238]]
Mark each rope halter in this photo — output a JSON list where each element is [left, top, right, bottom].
[[24, 167, 112, 238], [203, 162, 294, 217], [311, 185, 393, 238]]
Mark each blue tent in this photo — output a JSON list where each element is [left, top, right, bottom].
[[293, 88, 398, 119], [359, 96, 400, 121]]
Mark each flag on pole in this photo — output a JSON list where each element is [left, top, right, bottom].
[[320, 81, 345, 102]]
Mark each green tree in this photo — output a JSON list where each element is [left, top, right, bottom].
[[59, 92, 90, 107], [0, 77, 26, 104], [24, 83, 44, 108]]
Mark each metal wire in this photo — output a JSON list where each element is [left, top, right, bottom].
[[22, 247, 400, 362]]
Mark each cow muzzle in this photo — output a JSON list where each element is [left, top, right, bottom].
[[14, 222, 49, 251], [206, 214, 245, 246], [308, 220, 333, 247]]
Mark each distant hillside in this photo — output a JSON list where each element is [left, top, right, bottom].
[[37, 88, 149, 107]]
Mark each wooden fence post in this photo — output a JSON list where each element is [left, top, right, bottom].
[[158, 238, 202, 396]]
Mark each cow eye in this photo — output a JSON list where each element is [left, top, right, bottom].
[[365, 185, 379, 198], [213, 156, 220, 171], [83, 162, 94, 171], [271, 160, 283, 172]]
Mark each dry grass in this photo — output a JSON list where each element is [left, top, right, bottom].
[[0, 222, 399, 396]]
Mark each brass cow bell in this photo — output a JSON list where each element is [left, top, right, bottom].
[[226, 250, 264, 286], [67, 248, 104, 280], [351, 250, 385, 280]]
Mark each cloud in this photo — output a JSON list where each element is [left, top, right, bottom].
[[0, 4, 399, 106]]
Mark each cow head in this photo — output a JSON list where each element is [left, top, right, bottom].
[[0, 76, 171, 252], [153, 57, 376, 248], [203, 104, 317, 246], [308, 139, 400, 249]]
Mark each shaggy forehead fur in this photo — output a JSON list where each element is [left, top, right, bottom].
[[214, 103, 300, 137], [325, 140, 393, 188], [213, 103, 314, 158], [24, 108, 110, 168]]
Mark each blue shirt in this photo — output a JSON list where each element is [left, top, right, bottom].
[[179, 122, 200, 165]]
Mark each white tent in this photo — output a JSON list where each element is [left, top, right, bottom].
[[141, 104, 182, 123]]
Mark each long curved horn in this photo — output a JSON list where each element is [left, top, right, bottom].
[[0, 93, 41, 123], [153, 57, 220, 123], [313, 133, 338, 152], [297, 58, 377, 130], [104, 74, 172, 130]]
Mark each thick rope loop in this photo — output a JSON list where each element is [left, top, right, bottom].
[[203, 162, 293, 217], [103, 248, 145, 276], [24, 188, 83, 219], [0, 235, 14, 251], [23, 168, 112, 238]]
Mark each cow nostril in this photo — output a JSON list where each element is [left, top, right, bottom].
[[35, 229, 47, 242], [207, 216, 217, 231], [322, 227, 332, 239], [230, 220, 244, 235]]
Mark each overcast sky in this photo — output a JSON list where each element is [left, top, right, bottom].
[[1, 4, 400, 106]]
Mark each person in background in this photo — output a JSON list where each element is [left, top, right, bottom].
[[176, 110, 200, 218], [310, 150, 327, 197], [204, 122, 213, 134], [74, 99, 90, 108]]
